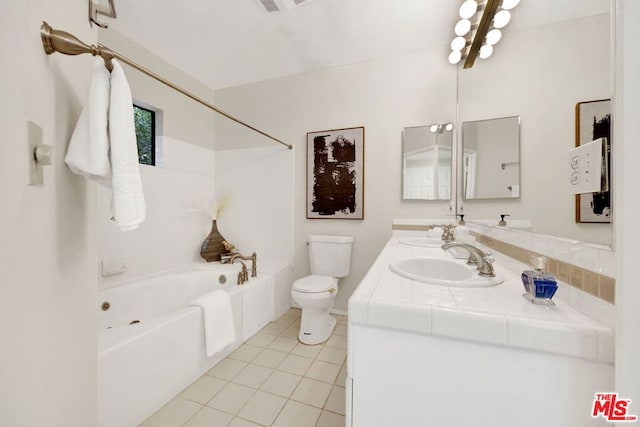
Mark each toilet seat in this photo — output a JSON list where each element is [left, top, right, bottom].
[[293, 275, 337, 293]]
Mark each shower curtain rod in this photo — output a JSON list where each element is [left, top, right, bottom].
[[40, 22, 293, 150]]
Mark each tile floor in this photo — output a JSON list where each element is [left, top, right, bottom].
[[140, 308, 348, 427]]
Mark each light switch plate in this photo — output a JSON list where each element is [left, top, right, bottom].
[[568, 138, 606, 194]]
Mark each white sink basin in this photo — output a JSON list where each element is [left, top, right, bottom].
[[398, 237, 443, 248], [389, 257, 504, 287]]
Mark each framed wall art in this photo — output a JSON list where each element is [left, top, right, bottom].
[[575, 99, 611, 223], [306, 126, 365, 220]]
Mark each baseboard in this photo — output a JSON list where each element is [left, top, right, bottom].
[[289, 303, 348, 317]]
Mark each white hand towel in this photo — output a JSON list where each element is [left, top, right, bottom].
[[64, 58, 111, 181], [109, 59, 146, 231], [190, 290, 236, 357]]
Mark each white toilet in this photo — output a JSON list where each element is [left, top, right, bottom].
[[291, 234, 353, 345]]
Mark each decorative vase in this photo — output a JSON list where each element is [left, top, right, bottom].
[[200, 220, 228, 262]]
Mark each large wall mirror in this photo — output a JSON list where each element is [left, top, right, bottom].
[[403, 124, 453, 200], [463, 116, 520, 200], [457, 0, 611, 246]]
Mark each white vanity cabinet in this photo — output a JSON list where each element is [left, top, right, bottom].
[[346, 237, 614, 427]]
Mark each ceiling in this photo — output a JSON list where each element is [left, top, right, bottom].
[[107, 0, 609, 90]]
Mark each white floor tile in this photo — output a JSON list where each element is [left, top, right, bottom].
[[316, 410, 345, 427], [183, 406, 233, 427], [275, 316, 297, 327], [237, 391, 287, 426], [144, 397, 201, 427], [305, 360, 341, 384], [228, 418, 262, 427], [277, 354, 313, 376], [207, 358, 248, 381], [280, 325, 300, 339], [285, 308, 302, 318], [333, 324, 348, 336], [260, 370, 302, 398], [252, 348, 288, 369], [228, 344, 263, 363], [245, 332, 277, 348], [316, 346, 346, 365], [207, 382, 255, 415], [261, 322, 289, 336], [179, 376, 227, 404], [325, 334, 348, 350], [291, 377, 332, 408], [335, 366, 347, 387], [324, 386, 346, 415], [267, 337, 298, 353], [232, 364, 274, 389], [272, 400, 321, 427], [291, 342, 323, 359]]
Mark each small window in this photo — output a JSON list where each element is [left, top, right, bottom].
[[133, 104, 156, 166]]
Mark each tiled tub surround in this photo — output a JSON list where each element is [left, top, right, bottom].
[[99, 266, 274, 427], [347, 236, 614, 426], [140, 308, 347, 427], [392, 219, 615, 329]]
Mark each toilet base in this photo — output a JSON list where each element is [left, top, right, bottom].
[[298, 310, 336, 345]]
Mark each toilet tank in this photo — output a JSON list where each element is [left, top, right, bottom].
[[308, 235, 353, 278]]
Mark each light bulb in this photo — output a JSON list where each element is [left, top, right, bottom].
[[451, 37, 467, 52], [493, 10, 511, 28], [459, 0, 478, 19], [448, 50, 462, 65], [479, 44, 493, 59], [445, 123, 454, 131], [454, 19, 472, 36], [430, 124, 440, 133], [485, 29, 502, 45], [501, 0, 520, 10]]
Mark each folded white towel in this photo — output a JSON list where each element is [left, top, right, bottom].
[[190, 290, 236, 357], [109, 59, 146, 231], [65, 58, 111, 181]]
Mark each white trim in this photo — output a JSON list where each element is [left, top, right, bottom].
[[614, 0, 640, 405]]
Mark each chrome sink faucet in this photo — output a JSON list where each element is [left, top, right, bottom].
[[432, 224, 455, 243], [441, 242, 495, 277]]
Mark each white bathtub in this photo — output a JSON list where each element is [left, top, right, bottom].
[[97, 266, 274, 427]]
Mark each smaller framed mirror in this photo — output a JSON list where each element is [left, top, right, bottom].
[[402, 124, 453, 200], [462, 116, 520, 200]]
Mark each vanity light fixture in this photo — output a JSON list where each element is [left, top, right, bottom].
[[447, 0, 521, 68], [430, 123, 454, 134]]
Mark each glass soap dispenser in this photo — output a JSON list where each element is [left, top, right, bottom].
[[521, 256, 558, 305]]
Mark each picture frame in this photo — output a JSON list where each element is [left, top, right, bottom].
[[306, 126, 365, 220], [575, 99, 611, 223]]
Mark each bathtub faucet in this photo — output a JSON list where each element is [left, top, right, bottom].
[[220, 252, 257, 284]]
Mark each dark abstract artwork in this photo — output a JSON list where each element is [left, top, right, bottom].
[[307, 127, 364, 219], [575, 99, 611, 223]]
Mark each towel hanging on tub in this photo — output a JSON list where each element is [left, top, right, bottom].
[[190, 290, 237, 357], [65, 57, 146, 231]]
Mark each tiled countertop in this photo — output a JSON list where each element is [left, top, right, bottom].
[[348, 236, 614, 364]]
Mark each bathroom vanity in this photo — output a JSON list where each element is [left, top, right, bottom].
[[346, 234, 614, 427]]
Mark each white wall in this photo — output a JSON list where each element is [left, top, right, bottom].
[[96, 31, 218, 288], [214, 47, 458, 310], [0, 1, 97, 426], [98, 138, 215, 287], [215, 146, 295, 316], [615, 0, 640, 410]]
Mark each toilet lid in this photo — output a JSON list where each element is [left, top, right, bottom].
[[293, 275, 337, 293]]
